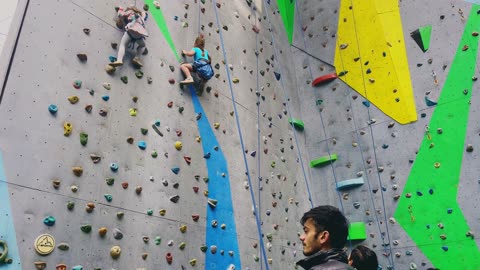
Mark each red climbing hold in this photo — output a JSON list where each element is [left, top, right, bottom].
[[192, 186, 199, 193], [312, 73, 338, 86], [184, 156, 191, 165]]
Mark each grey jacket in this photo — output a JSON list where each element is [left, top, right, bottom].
[[296, 249, 355, 270]]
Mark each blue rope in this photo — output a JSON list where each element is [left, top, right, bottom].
[[211, 1, 270, 269], [261, 0, 314, 209]]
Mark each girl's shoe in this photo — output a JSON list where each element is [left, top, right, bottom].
[[180, 77, 194, 84]]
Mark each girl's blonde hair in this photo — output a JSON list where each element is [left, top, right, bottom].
[[194, 34, 205, 56]]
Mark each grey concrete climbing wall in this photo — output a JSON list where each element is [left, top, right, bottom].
[[0, 0, 311, 269], [1, 0, 480, 269]]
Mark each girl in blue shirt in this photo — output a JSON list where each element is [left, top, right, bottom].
[[180, 34, 211, 84]]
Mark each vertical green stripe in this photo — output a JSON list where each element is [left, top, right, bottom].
[[145, 0, 181, 62], [277, 0, 295, 44], [394, 5, 480, 269]]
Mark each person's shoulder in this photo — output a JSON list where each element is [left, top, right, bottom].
[[310, 260, 354, 270]]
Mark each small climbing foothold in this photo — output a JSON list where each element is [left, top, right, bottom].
[[208, 198, 218, 208], [174, 141, 182, 150], [64, 122, 73, 136], [68, 95, 79, 104], [138, 141, 147, 150], [104, 194, 113, 202], [180, 224, 187, 233], [79, 132, 88, 146], [42, 216, 56, 227], [165, 253, 173, 264], [171, 167, 180, 174], [72, 166, 83, 177], [80, 224, 92, 233], [110, 163, 119, 172], [48, 104, 58, 115], [110, 246, 121, 259], [170, 195, 180, 203], [129, 108, 137, 116]]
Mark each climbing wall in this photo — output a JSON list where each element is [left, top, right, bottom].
[[0, 0, 311, 269], [293, 0, 480, 269], [1, 0, 480, 269]]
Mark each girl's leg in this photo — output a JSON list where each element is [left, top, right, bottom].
[[180, 63, 194, 84], [111, 32, 131, 66], [135, 38, 146, 56]]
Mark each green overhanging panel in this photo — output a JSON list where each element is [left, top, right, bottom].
[[145, 0, 181, 62], [277, 0, 296, 44]]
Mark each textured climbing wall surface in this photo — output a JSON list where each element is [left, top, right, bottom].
[[0, 0, 310, 269], [1, 0, 480, 269], [293, 0, 480, 269]]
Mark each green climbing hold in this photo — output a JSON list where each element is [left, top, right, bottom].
[[155, 236, 162, 245], [200, 245, 208, 252], [67, 201, 75, 210], [147, 209, 153, 215], [141, 128, 148, 135], [80, 225, 92, 233], [411, 25, 432, 52], [347, 222, 367, 240], [151, 151, 158, 158], [121, 76, 128, 84], [106, 177, 115, 185], [309, 154, 338, 168], [135, 70, 144, 79], [80, 132, 88, 146], [288, 118, 305, 131]]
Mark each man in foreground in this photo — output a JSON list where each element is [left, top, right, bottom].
[[297, 205, 354, 270]]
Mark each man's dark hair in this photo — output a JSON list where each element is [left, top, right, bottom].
[[300, 205, 349, 248], [350, 245, 378, 270]]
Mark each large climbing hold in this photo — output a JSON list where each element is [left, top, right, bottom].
[[309, 154, 337, 168], [348, 222, 367, 240], [336, 177, 365, 190], [288, 118, 305, 131], [311, 73, 338, 86], [411, 25, 432, 52]]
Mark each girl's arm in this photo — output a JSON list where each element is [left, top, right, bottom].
[[182, 49, 196, 57], [208, 54, 212, 63]]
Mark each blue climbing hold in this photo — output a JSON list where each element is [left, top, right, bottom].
[[447, 208, 453, 214], [425, 96, 437, 107], [110, 163, 119, 172], [109, 56, 117, 62], [154, 120, 161, 127], [426, 224, 430, 229], [429, 188, 434, 195], [104, 194, 113, 202], [441, 246, 448, 251], [43, 216, 56, 226], [362, 101, 370, 107], [48, 104, 58, 115], [102, 95, 110, 101], [204, 152, 211, 159], [174, 16, 179, 21], [138, 141, 147, 150], [72, 265, 83, 270], [171, 167, 180, 175], [416, 191, 423, 196]]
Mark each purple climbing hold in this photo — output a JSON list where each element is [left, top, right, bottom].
[[250, 151, 256, 157]]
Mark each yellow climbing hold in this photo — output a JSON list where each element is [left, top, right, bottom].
[[129, 108, 137, 116], [213, 122, 220, 129], [334, 0, 417, 124], [189, 258, 197, 266], [179, 224, 187, 233], [67, 95, 79, 104], [63, 122, 73, 136], [196, 136, 201, 142], [174, 141, 182, 150], [232, 78, 239, 83]]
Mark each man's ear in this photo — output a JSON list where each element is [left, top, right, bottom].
[[316, 230, 330, 244]]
